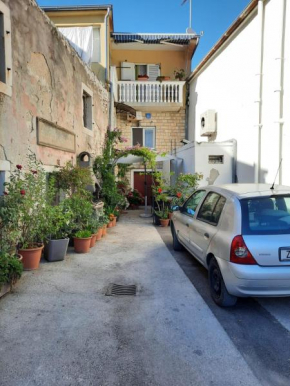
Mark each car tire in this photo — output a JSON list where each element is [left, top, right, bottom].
[[208, 258, 237, 307], [172, 223, 184, 251]]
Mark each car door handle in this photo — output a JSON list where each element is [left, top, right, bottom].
[[204, 232, 210, 239]]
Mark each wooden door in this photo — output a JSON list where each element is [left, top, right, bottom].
[[134, 172, 153, 205]]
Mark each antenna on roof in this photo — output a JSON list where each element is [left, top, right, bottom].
[[181, 0, 194, 34], [270, 158, 283, 190]]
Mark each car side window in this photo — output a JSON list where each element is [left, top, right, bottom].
[[197, 192, 226, 225], [183, 190, 206, 217]]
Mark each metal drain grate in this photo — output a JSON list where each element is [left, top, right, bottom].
[[106, 283, 137, 296]]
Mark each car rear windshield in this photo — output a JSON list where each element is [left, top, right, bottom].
[[241, 195, 290, 235]]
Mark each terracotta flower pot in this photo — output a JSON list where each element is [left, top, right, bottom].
[[108, 221, 113, 228], [160, 219, 170, 227], [96, 229, 102, 241], [102, 225, 107, 236], [113, 216, 117, 226], [90, 234, 97, 248], [19, 244, 44, 271], [168, 212, 173, 220], [73, 237, 92, 253]]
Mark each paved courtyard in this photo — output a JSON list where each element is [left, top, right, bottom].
[[1, 211, 261, 386]]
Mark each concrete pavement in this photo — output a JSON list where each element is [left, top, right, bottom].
[[0, 211, 260, 386]]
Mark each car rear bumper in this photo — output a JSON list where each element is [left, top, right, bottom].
[[216, 257, 290, 297]]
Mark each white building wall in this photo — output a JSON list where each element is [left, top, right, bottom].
[[188, 0, 289, 185]]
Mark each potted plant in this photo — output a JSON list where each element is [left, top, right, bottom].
[[151, 171, 171, 226], [174, 68, 185, 81], [127, 189, 143, 209], [73, 230, 92, 253], [156, 76, 171, 82], [87, 215, 101, 247], [0, 251, 23, 298], [43, 203, 73, 262], [155, 208, 170, 227], [2, 155, 48, 270]]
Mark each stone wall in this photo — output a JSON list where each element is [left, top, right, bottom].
[[116, 109, 185, 154], [0, 0, 108, 180]]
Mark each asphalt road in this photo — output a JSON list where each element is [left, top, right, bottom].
[[157, 224, 290, 386], [0, 211, 261, 386]]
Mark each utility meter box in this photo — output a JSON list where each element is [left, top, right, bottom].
[[200, 110, 217, 136]]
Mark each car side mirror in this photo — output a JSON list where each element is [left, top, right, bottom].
[[172, 205, 180, 212]]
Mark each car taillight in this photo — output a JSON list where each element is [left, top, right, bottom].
[[230, 235, 257, 265]]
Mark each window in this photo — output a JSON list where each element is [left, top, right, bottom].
[[82, 84, 93, 130], [92, 28, 101, 63], [0, 171, 5, 195], [241, 196, 290, 235], [132, 127, 155, 148], [182, 190, 206, 216], [0, 1, 12, 96], [0, 12, 6, 84], [197, 192, 226, 225]]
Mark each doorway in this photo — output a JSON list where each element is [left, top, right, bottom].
[[133, 171, 154, 205]]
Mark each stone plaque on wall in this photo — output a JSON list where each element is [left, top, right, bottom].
[[37, 118, 76, 153]]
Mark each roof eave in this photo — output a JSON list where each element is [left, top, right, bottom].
[[42, 5, 113, 12]]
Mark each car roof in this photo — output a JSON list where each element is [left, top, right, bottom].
[[203, 183, 290, 199]]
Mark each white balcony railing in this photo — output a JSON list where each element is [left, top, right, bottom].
[[118, 81, 185, 105]]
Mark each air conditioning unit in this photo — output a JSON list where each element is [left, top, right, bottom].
[[127, 111, 143, 122], [200, 110, 217, 136]]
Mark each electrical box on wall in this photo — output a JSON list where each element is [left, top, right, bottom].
[[200, 110, 217, 136]]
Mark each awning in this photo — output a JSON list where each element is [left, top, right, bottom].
[[114, 102, 136, 117], [112, 33, 198, 45]]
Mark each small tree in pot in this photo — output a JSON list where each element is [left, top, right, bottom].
[[2, 154, 48, 270]]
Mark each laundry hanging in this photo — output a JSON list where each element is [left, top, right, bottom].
[[59, 27, 94, 64]]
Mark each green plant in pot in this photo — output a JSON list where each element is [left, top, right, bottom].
[[87, 214, 102, 247], [174, 68, 185, 81], [44, 204, 73, 262], [151, 171, 170, 226], [2, 154, 48, 270], [42, 177, 73, 262], [0, 251, 23, 296], [73, 229, 92, 254]]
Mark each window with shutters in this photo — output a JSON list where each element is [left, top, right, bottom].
[[132, 127, 155, 149], [121, 62, 160, 81], [0, 1, 12, 96]]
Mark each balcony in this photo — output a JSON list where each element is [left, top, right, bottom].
[[117, 81, 185, 111]]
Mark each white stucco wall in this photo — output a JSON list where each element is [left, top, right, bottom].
[[188, 0, 290, 185]]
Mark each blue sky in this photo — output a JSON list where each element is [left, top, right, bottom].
[[37, 0, 250, 68]]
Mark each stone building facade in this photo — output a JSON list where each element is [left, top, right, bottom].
[[0, 0, 109, 192], [116, 110, 186, 154]]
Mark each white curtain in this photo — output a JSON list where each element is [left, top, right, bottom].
[[59, 27, 93, 64]]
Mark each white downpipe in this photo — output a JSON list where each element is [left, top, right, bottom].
[[255, 0, 265, 183], [275, 0, 286, 184]]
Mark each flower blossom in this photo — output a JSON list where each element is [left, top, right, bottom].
[[20, 189, 25, 196], [176, 192, 182, 198], [31, 170, 37, 175], [3, 191, 8, 196], [16, 165, 22, 170], [158, 188, 162, 193]]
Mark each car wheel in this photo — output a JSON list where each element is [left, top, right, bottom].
[[208, 258, 237, 307], [172, 223, 184, 251]]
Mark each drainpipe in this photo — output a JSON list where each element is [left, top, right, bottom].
[[104, 7, 113, 130], [255, 0, 265, 183], [184, 82, 190, 140], [275, 0, 286, 184]]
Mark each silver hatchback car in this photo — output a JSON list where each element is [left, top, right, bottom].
[[171, 184, 290, 307]]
